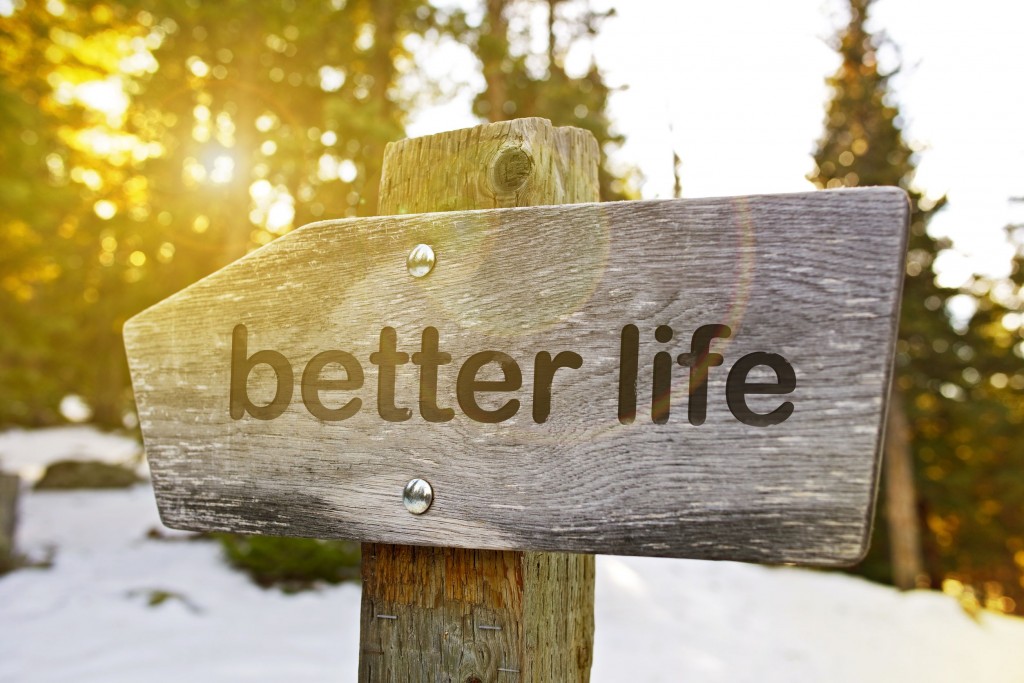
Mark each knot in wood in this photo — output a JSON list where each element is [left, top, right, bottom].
[[491, 146, 532, 193], [464, 677, 483, 683]]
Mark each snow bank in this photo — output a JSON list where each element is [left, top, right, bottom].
[[594, 555, 1024, 681], [1, 427, 1022, 682]]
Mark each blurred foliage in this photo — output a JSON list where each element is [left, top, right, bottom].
[[0, 0, 629, 428], [811, 0, 1024, 615], [0, 2, 105, 425], [0, 0, 435, 426], [216, 533, 361, 591]]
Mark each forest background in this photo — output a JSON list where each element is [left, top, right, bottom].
[[2, 0, 1022, 618]]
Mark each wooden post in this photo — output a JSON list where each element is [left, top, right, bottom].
[[358, 118, 599, 682], [0, 472, 19, 572]]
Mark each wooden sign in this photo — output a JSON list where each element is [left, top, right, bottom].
[[125, 188, 908, 565]]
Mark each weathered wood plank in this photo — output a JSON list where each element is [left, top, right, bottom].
[[124, 184, 908, 565], [360, 117, 596, 683]]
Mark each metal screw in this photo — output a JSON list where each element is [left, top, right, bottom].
[[403, 478, 433, 514], [407, 243, 435, 278]]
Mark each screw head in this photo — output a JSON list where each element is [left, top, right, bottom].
[[407, 244, 435, 278], [403, 478, 433, 515]]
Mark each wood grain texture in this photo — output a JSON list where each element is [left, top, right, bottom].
[[360, 118, 596, 683], [124, 182, 908, 565], [359, 544, 593, 682], [377, 117, 599, 214]]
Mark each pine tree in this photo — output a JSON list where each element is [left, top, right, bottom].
[[929, 214, 1024, 614], [809, 0, 957, 589], [812, 1, 1024, 613]]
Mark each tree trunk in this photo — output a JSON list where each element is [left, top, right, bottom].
[[0, 472, 19, 572], [480, 0, 510, 121], [883, 390, 925, 589], [358, 118, 599, 682]]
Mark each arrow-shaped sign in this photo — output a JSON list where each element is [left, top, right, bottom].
[[125, 188, 908, 565]]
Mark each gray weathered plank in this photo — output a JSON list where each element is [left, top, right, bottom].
[[124, 187, 908, 565]]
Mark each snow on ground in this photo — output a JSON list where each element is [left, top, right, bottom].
[[2, 427, 1023, 682]]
